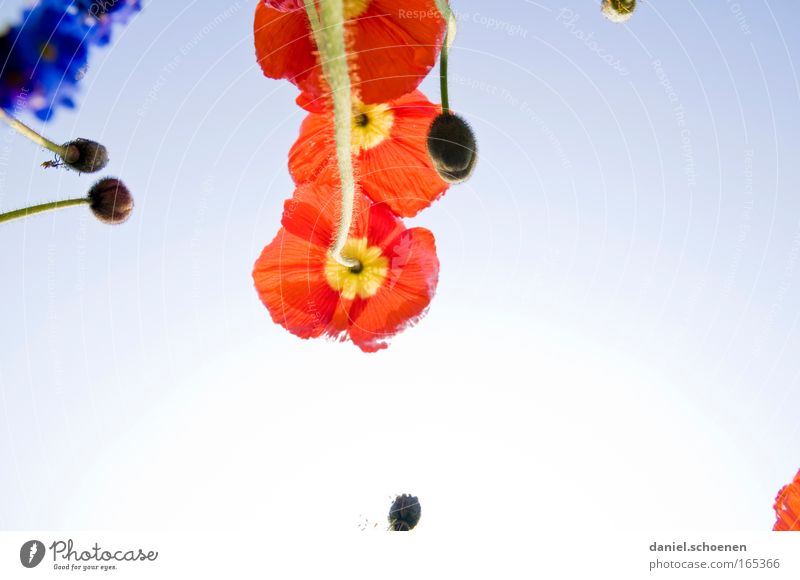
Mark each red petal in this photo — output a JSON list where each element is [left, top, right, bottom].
[[359, 91, 448, 216], [289, 90, 449, 217], [281, 180, 372, 248], [774, 470, 800, 531], [350, 0, 445, 104], [347, 227, 439, 352], [274, 0, 446, 111], [288, 110, 334, 185], [252, 227, 344, 340], [264, 0, 304, 10], [254, 2, 324, 102], [365, 198, 405, 250]]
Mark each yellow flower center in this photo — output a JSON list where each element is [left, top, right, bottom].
[[324, 237, 388, 300], [343, 0, 370, 19], [351, 102, 394, 153]]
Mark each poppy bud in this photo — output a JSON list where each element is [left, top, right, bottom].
[[88, 177, 133, 224], [427, 112, 477, 184], [62, 138, 109, 173], [602, 0, 636, 23], [388, 494, 421, 531]]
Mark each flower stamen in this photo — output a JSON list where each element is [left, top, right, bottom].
[[324, 237, 388, 300], [343, 0, 370, 19], [351, 102, 394, 152]]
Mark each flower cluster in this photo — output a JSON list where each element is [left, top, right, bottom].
[[0, 0, 141, 120], [252, 0, 464, 352]]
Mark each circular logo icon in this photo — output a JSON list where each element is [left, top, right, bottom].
[[20, 540, 45, 568]]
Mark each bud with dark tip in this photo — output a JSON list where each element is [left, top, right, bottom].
[[62, 138, 109, 173], [427, 112, 477, 184], [602, 0, 636, 23], [88, 178, 133, 224], [388, 494, 421, 531]]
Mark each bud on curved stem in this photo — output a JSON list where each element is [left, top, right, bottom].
[[62, 138, 109, 173], [0, 109, 108, 173], [428, 0, 476, 183], [88, 177, 133, 224], [0, 177, 132, 225]]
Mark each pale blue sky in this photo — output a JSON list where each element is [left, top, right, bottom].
[[0, 0, 799, 536]]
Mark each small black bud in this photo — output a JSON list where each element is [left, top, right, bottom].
[[88, 177, 133, 224], [427, 112, 478, 184], [62, 138, 109, 173], [602, 0, 636, 22], [388, 494, 421, 531]]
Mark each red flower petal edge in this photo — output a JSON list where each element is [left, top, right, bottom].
[[774, 469, 800, 531]]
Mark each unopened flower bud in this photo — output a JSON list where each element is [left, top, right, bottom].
[[427, 113, 477, 184], [62, 138, 109, 173], [88, 177, 133, 224], [602, 0, 636, 23], [388, 494, 421, 531]]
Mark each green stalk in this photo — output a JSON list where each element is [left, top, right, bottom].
[[0, 108, 72, 160], [0, 198, 87, 224], [302, 0, 359, 269], [440, 29, 450, 113], [434, 1, 457, 114]]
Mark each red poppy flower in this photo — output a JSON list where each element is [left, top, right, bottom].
[[252, 179, 439, 352], [289, 90, 448, 217], [254, 0, 446, 110], [774, 469, 800, 531]]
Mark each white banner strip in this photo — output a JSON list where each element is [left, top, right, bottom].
[[1, 531, 799, 578]]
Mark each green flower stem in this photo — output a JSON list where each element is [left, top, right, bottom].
[[440, 29, 450, 114], [433, 0, 451, 19], [434, 1, 457, 114], [0, 198, 87, 224], [0, 108, 71, 160], [302, 0, 321, 32], [302, 0, 359, 269]]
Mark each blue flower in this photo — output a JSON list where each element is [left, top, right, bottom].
[[0, 0, 141, 120], [71, 0, 143, 46]]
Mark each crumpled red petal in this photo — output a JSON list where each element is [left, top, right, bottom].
[[252, 181, 439, 352], [254, 0, 445, 108], [289, 90, 449, 217], [774, 469, 800, 531]]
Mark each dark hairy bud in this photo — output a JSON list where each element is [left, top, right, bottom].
[[88, 177, 133, 224], [427, 112, 477, 184], [62, 138, 109, 173], [388, 494, 421, 531]]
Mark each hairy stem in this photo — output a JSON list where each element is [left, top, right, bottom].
[[0, 108, 69, 159], [302, 0, 359, 269], [0, 198, 87, 224]]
